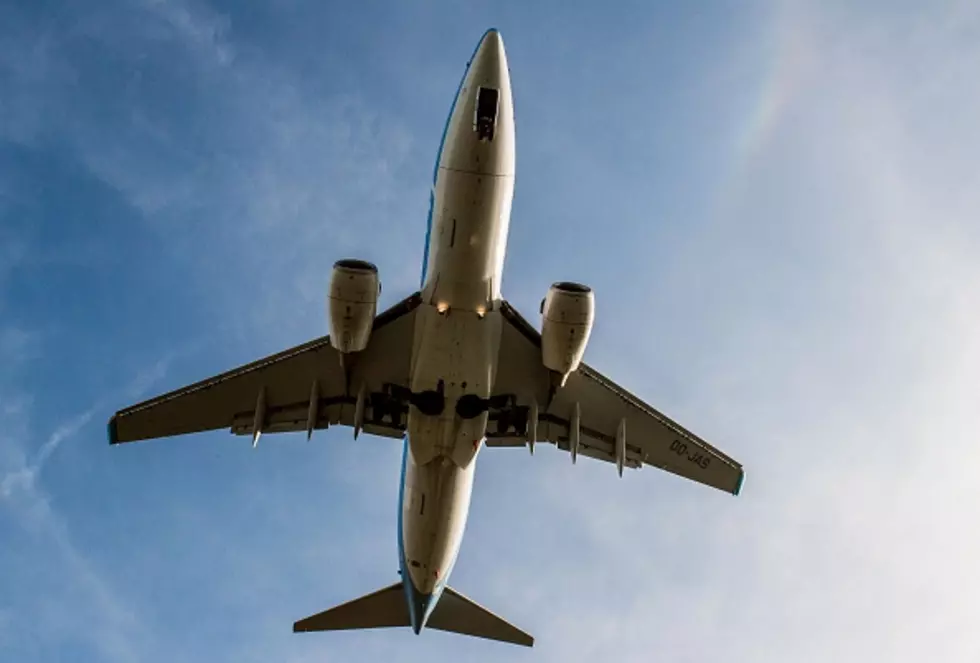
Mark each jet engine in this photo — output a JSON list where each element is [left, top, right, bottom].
[[540, 281, 594, 386], [328, 259, 380, 354]]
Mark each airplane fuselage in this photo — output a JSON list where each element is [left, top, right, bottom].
[[398, 29, 515, 632]]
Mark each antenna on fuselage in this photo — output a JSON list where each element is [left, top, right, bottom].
[[527, 400, 538, 455], [353, 382, 366, 440]]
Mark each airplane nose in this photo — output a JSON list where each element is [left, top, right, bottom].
[[480, 28, 502, 51], [438, 28, 514, 175], [471, 28, 507, 83]]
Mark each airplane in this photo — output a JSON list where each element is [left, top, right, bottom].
[[107, 28, 745, 648]]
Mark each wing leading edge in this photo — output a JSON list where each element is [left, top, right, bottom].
[[108, 292, 423, 445], [489, 300, 745, 495]]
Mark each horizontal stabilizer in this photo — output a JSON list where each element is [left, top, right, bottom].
[[293, 582, 409, 632], [428, 586, 534, 647]]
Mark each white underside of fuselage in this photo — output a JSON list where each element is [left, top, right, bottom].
[[399, 29, 515, 625]]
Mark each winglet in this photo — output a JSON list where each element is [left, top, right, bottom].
[[734, 469, 745, 496], [107, 415, 119, 445]]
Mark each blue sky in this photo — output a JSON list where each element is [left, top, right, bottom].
[[3, 1, 980, 661]]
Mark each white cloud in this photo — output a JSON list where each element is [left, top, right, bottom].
[[1, 409, 94, 498], [0, 341, 175, 661], [137, 0, 236, 67], [4, 1, 980, 661], [0, 397, 143, 662], [477, 3, 980, 661]]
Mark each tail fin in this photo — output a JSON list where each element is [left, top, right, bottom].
[[427, 586, 534, 647], [293, 582, 409, 632]]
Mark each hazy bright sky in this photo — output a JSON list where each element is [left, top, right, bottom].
[[3, 1, 980, 661]]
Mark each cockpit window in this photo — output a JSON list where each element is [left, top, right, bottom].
[[475, 87, 499, 141]]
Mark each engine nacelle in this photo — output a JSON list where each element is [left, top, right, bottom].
[[328, 259, 380, 354], [540, 281, 594, 385]]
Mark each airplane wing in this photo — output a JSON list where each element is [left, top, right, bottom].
[[108, 292, 423, 445], [487, 300, 744, 495]]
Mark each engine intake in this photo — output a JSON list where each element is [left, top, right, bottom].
[[328, 259, 380, 354], [540, 281, 594, 385]]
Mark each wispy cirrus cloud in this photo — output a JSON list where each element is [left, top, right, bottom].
[[467, 4, 980, 662], [0, 396, 141, 662], [3, 0, 424, 355], [3, 1, 980, 662], [1, 408, 95, 499], [0, 335, 175, 661]]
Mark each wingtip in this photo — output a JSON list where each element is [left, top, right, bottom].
[[107, 415, 119, 445], [733, 469, 745, 496]]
